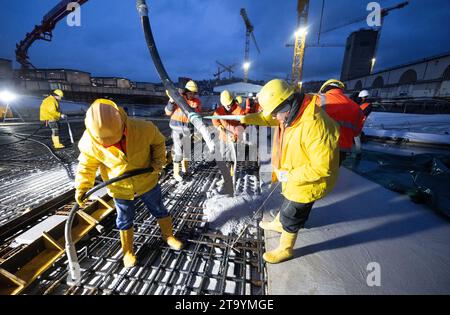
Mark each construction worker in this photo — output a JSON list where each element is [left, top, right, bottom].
[[354, 90, 373, 158], [0, 104, 13, 120], [39, 89, 66, 149], [75, 99, 183, 268], [316, 80, 364, 165], [165, 80, 201, 181], [245, 92, 262, 114], [241, 79, 340, 264], [358, 90, 373, 123], [212, 90, 245, 175]]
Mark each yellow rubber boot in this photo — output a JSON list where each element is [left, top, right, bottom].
[[173, 162, 183, 182], [52, 136, 65, 149], [119, 228, 137, 268], [263, 230, 297, 264], [259, 213, 283, 233], [181, 159, 189, 173], [157, 216, 184, 250]]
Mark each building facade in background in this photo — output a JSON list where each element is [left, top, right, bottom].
[[341, 29, 379, 82]]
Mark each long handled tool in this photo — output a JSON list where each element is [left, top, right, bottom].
[[65, 167, 154, 286], [65, 116, 74, 144]]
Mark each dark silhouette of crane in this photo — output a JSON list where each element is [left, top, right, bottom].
[[15, 0, 89, 69], [240, 8, 260, 83], [214, 61, 236, 80]]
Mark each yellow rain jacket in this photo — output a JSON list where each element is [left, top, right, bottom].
[[75, 102, 166, 200], [40, 95, 61, 121], [243, 94, 340, 203]]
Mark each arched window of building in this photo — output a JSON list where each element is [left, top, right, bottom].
[[443, 65, 450, 81], [399, 69, 417, 84], [372, 76, 384, 88]]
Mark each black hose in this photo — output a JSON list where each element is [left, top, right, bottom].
[[65, 167, 154, 286], [0, 125, 44, 146], [136, 0, 215, 153], [0, 130, 75, 179]]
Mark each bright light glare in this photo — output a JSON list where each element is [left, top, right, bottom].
[[243, 62, 251, 70], [295, 27, 308, 37], [0, 90, 17, 103]]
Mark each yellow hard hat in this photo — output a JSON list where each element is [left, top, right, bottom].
[[85, 99, 125, 147], [319, 79, 345, 93], [236, 96, 243, 104], [220, 90, 234, 106], [53, 89, 64, 97], [258, 79, 295, 116], [185, 80, 198, 93]]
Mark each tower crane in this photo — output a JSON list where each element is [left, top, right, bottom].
[[240, 8, 260, 83], [15, 0, 89, 69], [291, 0, 310, 88], [214, 61, 236, 80]]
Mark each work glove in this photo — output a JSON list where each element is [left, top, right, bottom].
[[75, 189, 88, 207], [276, 170, 289, 183], [61, 114, 67, 119], [228, 133, 237, 143], [165, 90, 175, 103]]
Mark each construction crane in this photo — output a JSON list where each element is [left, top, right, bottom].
[[15, 0, 89, 69], [240, 8, 260, 83], [291, 0, 310, 88], [319, 1, 409, 73], [214, 61, 236, 80]]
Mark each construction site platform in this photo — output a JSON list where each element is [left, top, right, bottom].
[[264, 168, 450, 295]]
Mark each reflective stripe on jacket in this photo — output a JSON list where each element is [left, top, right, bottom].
[[316, 89, 364, 151], [166, 96, 201, 130], [40, 95, 61, 121], [271, 94, 340, 203]]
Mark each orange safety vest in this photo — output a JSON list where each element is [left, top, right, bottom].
[[245, 98, 262, 114], [316, 89, 364, 151], [212, 102, 245, 142], [168, 96, 201, 130]]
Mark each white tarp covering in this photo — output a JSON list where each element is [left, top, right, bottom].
[[213, 82, 263, 95], [364, 112, 450, 145]]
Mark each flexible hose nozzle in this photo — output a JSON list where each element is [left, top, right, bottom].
[[190, 114, 215, 154], [136, 0, 148, 17], [66, 243, 81, 286]]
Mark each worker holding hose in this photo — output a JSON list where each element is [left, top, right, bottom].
[[240, 79, 340, 264], [165, 80, 202, 182], [212, 90, 245, 176], [74, 99, 183, 268], [39, 89, 66, 149]]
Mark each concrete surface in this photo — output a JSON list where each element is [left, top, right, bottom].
[[264, 168, 450, 295]]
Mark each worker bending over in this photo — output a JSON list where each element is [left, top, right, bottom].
[[316, 80, 364, 165], [165, 80, 202, 181], [213, 90, 245, 176], [241, 79, 340, 264], [39, 89, 66, 149], [75, 99, 183, 268]]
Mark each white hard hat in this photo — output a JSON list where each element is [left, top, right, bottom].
[[359, 90, 370, 98]]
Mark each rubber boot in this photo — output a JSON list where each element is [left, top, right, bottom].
[[173, 162, 183, 182], [259, 213, 283, 233], [119, 228, 137, 268], [157, 216, 184, 250], [263, 230, 297, 264], [52, 136, 65, 149], [181, 159, 189, 173]]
